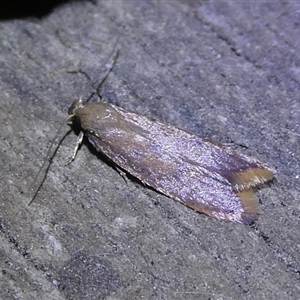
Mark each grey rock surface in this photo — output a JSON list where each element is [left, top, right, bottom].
[[0, 1, 299, 299]]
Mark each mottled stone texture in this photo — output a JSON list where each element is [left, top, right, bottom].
[[0, 1, 299, 300]]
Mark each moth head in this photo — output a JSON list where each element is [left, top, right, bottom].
[[67, 98, 86, 127], [68, 98, 85, 116]]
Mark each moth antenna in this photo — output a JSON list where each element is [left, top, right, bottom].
[[29, 38, 120, 206], [95, 47, 119, 100], [28, 118, 71, 206], [86, 37, 120, 103]]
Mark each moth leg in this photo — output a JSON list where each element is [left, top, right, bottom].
[[65, 131, 84, 166], [114, 166, 129, 185]]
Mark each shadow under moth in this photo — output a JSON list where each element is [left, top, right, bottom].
[[68, 99, 275, 224]]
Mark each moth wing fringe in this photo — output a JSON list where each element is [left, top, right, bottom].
[[230, 167, 275, 191], [236, 189, 260, 224]]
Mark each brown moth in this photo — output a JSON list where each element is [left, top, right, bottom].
[[68, 99, 275, 224]]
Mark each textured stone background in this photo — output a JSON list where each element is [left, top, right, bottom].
[[0, 1, 299, 299]]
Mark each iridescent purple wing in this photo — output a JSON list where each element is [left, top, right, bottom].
[[70, 101, 274, 224]]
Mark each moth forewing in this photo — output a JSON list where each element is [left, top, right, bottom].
[[69, 100, 275, 224]]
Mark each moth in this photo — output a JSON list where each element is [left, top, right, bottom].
[[68, 99, 275, 224]]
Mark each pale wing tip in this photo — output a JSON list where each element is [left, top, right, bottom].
[[232, 167, 275, 191], [238, 189, 260, 225], [185, 189, 260, 225]]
